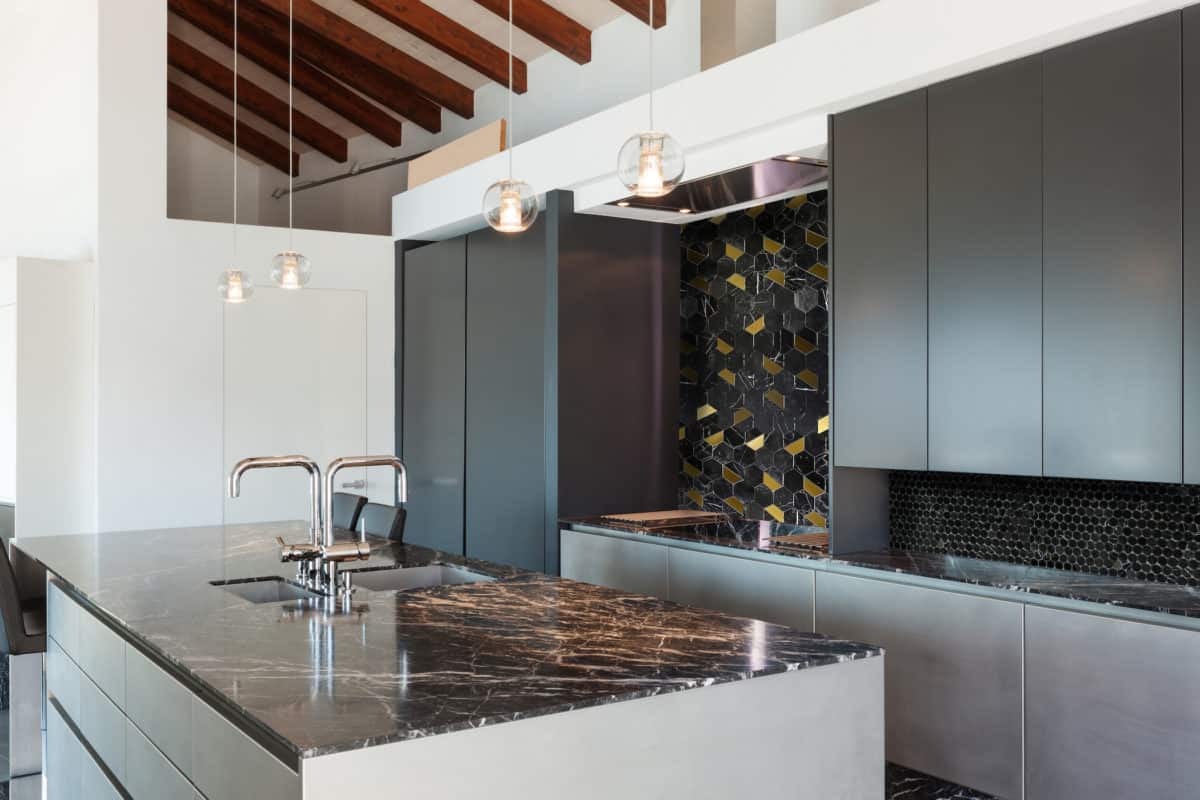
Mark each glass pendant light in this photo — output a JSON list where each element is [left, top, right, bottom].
[[617, 0, 684, 198], [220, 0, 254, 303], [273, 0, 311, 288], [482, 0, 537, 233]]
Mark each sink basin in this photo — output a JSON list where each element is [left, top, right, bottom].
[[211, 577, 320, 604], [348, 564, 495, 592]]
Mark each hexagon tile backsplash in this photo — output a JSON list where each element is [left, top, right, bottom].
[[678, 192, 830, 528], [891, 470, 1200, 586]]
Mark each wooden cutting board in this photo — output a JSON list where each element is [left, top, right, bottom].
[[599, 510, 728, 529]]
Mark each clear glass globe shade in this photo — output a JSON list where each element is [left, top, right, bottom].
[[219, 269, 255, 304], [617, 132, 684, 198], [482, 179, 538, 233], [271, 250, 312, 290]]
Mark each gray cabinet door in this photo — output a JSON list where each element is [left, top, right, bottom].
[[667, 548, 814, 631], [465, 223, 548, 572], [831, 90, 928, 470], [1185, 8, 1200, 483], [560, 530, 669, 597], [928, 57, 1043, 476], [402, 239, 466, 554], [1025, 605, 1200, 798], [814, 573, 1023, 799], [1043, 14, 1182, 482]]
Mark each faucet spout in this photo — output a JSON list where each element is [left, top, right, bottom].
[[227, 455, 323, 543], [323, 456, 409, 546]]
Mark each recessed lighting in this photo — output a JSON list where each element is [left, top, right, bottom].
[[678, 208, 692, 214], [785, 155, 802, 162], [616, 200, 631, 207]]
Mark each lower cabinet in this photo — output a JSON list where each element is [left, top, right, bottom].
[[1024, 606, 1200, 799], [47, 581, 298, 800], [560, 530, 669, 597], [814, 572, 1024, 800], [667, 547, 814, 631]]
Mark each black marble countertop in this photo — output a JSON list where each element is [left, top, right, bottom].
[[563, 518, 1200, 619], [562, 515, 831, 560], [14, 521, 880, 760]]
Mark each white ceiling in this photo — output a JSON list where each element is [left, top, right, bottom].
[[168, 0, 629, 144]]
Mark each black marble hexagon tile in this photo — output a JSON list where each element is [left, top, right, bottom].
[[891, 470, 1200, 587], [679, 192, 829, 528]]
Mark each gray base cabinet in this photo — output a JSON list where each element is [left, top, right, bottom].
[[1024, 606, 1200, 799], [667, 547, 813, 631], [560, 530, 669, 597], [814, 573, 1023, 800]]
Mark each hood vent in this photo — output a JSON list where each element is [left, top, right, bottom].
[[605, 156, 827, 221]]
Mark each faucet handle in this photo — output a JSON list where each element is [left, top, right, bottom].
[[277, 537, 321, 562]]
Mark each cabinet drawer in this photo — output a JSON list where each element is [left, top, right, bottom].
[[47, 639, 82, 724], [47, 700, 81, 800], [126, 641, 193, 775], [668, 548, 814, 631], [815, 572, 1023, 799], [78, 658, 126, 784], [191, 693, 299, 800], [560, 530, 669, 597], [126, 718, 197, 800], [50, 581, 126, 708]]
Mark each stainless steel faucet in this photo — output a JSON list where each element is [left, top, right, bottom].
[[228, 455, 323, 544], [323, 455, 408, 546]]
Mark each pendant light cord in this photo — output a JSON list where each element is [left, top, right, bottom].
[[507, 0, 513, 181], [232, 0, 238, 259], [288, 0, 294, 248], [648, 0, 654, 131]]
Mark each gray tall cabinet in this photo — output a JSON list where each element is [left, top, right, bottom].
[[833, 11, 1198, 486], [398, 192, 678, 573]]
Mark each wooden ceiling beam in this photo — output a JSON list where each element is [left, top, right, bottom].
[[167, 34, 348, 162], [472, 0, 591, 65], [608, 0, 667, 29], [168, 82, 299, 175], [230, 0, 443, 132], [253, 0, 474, 119], [349, 0, 527, 93], [169, 0, 405, 146]]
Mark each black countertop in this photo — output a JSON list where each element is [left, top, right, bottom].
[[563, 518, 1200, 619], [15, 521, 880, 759]]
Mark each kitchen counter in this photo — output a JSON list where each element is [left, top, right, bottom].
[[16, 521, 882, 790], [563, 517, 1200, 620]]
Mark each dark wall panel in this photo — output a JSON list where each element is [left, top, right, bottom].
[[465, 221, 549, 572], [928, 57, 1043, 476], [832, 90, 928, 470], [1043, 13, 1182, 482], [401, 239, 466, 554]]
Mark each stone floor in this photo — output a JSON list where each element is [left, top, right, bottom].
[[887, 763, 999, 799]]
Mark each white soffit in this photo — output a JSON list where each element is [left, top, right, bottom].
[[392, 0, 1191, 242]]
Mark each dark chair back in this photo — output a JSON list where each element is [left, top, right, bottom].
[[0, 543, 44, 656], [359, 503, 406, 542], [332, 492, 367, 532]]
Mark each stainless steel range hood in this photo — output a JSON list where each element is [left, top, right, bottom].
[[599, 156, 827, 223]]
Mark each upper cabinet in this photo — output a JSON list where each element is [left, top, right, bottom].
[[1185, 7, 1200, 484], [1043, 14, 1183, 483], [831, 91, 928, 471], [833, 10, 1194, 484], [927, 57, 1043, 476]]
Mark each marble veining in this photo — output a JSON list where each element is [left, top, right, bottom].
[[886, 764, 997, 800], [15, 522, 879, 759], [564, 518, 1200, 618]]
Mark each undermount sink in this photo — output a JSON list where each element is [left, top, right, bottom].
[[211, 577, 320, 604], [348, 564, 495, 592]]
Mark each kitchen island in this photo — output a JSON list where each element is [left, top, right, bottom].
[[15, 521, 884, 800]]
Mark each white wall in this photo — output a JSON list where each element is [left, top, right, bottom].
[[0, 259, 15, 505], [14, 258, 97, 537], [167, 117, 264, 226], [0, 0, 98, 262], [776, 0, 876, 39], [95, 0, 395, 532]]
